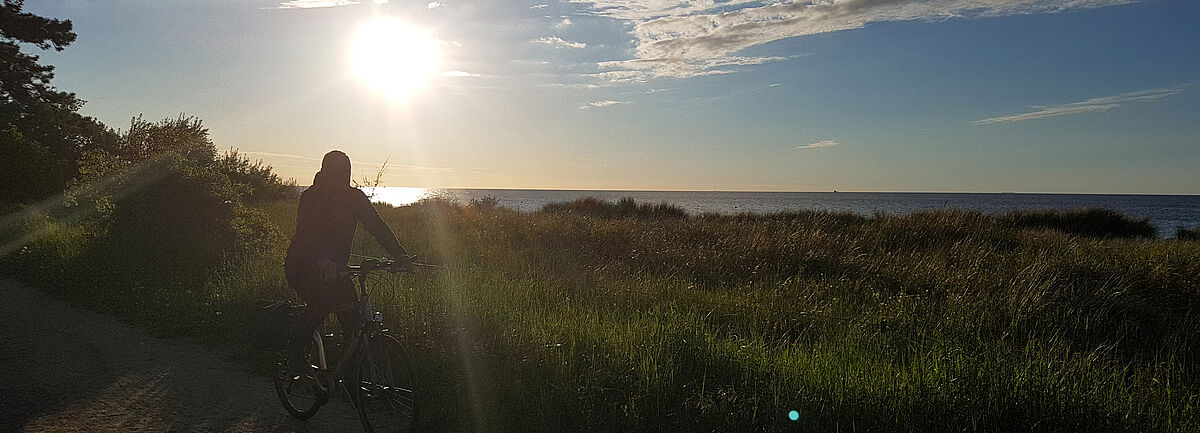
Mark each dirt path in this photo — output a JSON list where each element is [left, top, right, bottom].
[[0, 279, 364, 433]]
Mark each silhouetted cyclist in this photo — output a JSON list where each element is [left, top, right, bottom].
[[285, 150, 411, 367]]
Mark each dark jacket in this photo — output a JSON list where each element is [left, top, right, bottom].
[[285, 180, 407, 277]]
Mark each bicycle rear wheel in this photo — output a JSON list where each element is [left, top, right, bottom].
[[273, 342, 328, 419], [353, 334, 419, 433]]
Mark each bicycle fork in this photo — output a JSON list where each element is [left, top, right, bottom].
[[312, 330, 329, 371]]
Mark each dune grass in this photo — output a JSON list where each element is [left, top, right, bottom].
[[3, 197, 1198, 432]]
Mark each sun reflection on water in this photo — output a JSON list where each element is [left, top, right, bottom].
[[365, 187, 437, 206]]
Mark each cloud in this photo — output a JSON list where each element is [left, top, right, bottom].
[[531, 4, 549, 9], [572, 0, 1132, 79], [579, 100, 630, 109], [271, 0, 386, 8], [585, 69, 650, 83], [973, 85, 1189, 125], [238, 151, 320, 161], [441, 70, 481, 77], [239, 151, 461, 174], [556, 17, 574, 28], [533, 36, 588, 49], [597, 55, 786, 80], [427, 1, 442, 8], [795, 140, 839, 149]]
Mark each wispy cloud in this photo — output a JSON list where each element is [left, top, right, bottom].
[[533, 36, 587, 49], [579, 100, 630, 109], [239, 151, 320, 161], [597, 55, 786, 80], [974, 85, 1189, 125], [574, 0, 1132, 80], [426, 1, 442, 8], [795, 140, 839, 150], [441, 70, 481, 77], [531, 4, 549, 9], [556, 17, 573, 29], [271, 0, 386, 9], [238, 151, 458, 173]]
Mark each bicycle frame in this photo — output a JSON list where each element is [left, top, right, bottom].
[[306, 260, 392, 385], [276, 256, 426, 431]]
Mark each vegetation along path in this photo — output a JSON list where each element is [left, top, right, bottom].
[[0, 279, 360, 433]]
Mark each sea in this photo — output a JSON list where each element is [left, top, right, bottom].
[[361, 188, 1200, 238]]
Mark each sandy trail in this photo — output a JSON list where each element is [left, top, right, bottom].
[[0, 279, 364, 433]]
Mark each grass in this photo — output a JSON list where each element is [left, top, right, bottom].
[[998, 208, 1157, 238], [3, 197, 1198, 432], [541, 196, 688, 219]]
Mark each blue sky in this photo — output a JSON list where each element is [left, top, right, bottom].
[[27, 0, 1200, 193]]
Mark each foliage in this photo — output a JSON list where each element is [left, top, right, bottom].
[[541, 196, 688, 219], [0, 124, 55, 202], [214, 148, 297, 204], [4, 111, 288, 333], [468, 194, 500, 210], [68, 116, 292, 215], [0, 0, 76, 108], [1178, 226, 1200, 241], [113, 114, 215, 163], [5, 188, 1199, 432], [98, 155, 240, 285], [999, 207, 1157, 238], [0, 0, 115, 203]]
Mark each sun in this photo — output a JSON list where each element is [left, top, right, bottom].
[[350, 16, 440, 100]]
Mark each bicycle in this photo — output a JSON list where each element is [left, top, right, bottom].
[[274, 257, 432, 433]]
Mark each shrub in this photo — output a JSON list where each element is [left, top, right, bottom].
[[213, 148, 296, 204], [541, 197, 688, 220], [100, 155, 241, 287], [999, 208, 1156, 238], [469, 194, 501, 210], [1178, 226, 1200, 241]]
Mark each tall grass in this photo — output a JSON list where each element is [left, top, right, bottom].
[[541, 196, 688, 219], [3, 197, 1197, 432], [999, 207, 1157, 238]]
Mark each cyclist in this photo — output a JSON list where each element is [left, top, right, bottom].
[[284, 150, 412, 369]]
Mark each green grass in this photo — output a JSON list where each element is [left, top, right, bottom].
[[3, 197, 1198, 432]]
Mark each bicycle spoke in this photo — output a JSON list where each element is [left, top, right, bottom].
[[274, 350, 327, 419], [355, 335, 418, 432]]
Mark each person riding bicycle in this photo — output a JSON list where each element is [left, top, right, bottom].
[[285, 150, 412, 369]]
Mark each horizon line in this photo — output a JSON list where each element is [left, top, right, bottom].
[[308, 186, 1199, 196]]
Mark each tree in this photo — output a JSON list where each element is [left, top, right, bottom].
[[0, 0, 76, 109], [0, 0, 113, 203]]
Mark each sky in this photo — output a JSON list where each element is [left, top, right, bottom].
[[26, 0, 1200, 193]]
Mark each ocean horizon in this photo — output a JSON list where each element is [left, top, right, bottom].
[[346, 187, 1200, 237]]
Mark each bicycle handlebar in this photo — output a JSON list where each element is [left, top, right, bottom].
[[346, 257, 443, 275]]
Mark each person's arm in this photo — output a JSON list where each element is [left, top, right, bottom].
[[355, 192, 410, 263]]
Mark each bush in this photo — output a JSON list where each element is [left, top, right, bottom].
[[1178, 226, 1200, 241], [213, 149, 297, 204], [999, 208, 1156, 238], [469, 194, 501, 210], [541, 197, 688, 220], [99, 155, 241, 287]]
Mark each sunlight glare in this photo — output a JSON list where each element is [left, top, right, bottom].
[[351, 16, 440, 100], [368, 187, 435, 206]]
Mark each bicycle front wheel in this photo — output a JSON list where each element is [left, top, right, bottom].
[[273, 344, 328, 419], [353, 334, 419, 433]]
